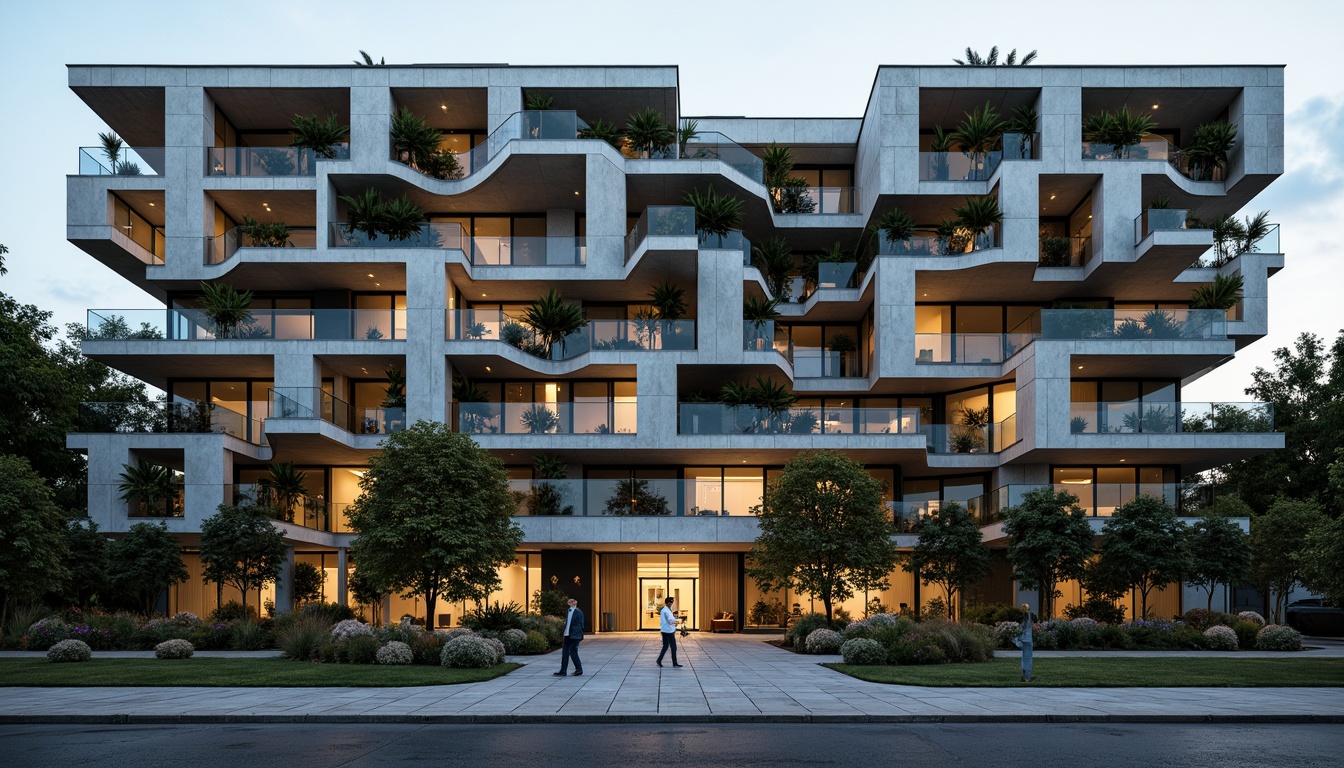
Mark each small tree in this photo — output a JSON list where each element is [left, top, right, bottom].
[[1302, 514, 1344, 607], [291, 561, 325, 606], [1249, 497, 1328, 622], [0, 454, 70, 630], [1097, 495, 1189, 620], [1002, 487, 1095, 618], [746, 451, 897, 624], [902, 502, 991, 620], [199, 504, 288, 617], [348, 568, 388, 626], [63, 519, 108, 609], [346, 421, 523, 629], [1187, 514, 1251, 611], [105, 522, 188, 614]]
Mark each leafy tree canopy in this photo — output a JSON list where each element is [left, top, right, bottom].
[[105, 521, 187, 614], [346, 421, 523, 628], [199, 504, 288, 617], [0, 454, 71, 627], [1186, 513, 1251, 611], [902, 502, 991, 619], [1097, 495, 1189, 620], [1002, 487, 1095, 618], [1249, 497, 1328, 622], [746, 450, 897, 624], [1301, 514, 1344, 606]]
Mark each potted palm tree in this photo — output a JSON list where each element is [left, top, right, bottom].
[[377, 196, 426, 242], [928, 126, 954, 180], [198, 281, 255, 338], [523, 290, 589, 358], [1005, 105, 1038, 160], [804, 242, 857, 293], [876, 208, 916, 253], [743, 295, 781, 351], [289, 113, 349, 172], [98, 131, 124, 175], [1189, 273, 1244, 311], [520, 404, 561, 434], [763, 143, 817, 214], [117, 462, 180, 516], [683, 186, 744, 246], [751, 238, 796, 301], [452, 376, 494, 433], [239, 215, 290, 248], [624, 108, 676, 158], [261, 462, 308, 523], [338, 188, 383, 243], [647, 280, 690, 349], [390, 107, 442, 170], [1185, 120, 1237, 181], [577, 118, 625, 150], [951, 102, 1006, 179], [952, 196, 1003, 250]]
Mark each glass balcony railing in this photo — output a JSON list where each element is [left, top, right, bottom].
[[971, 483, 1219, 526], [625, 206, 696, 261], [268, 387, 405, 435], [76, 400, 263, 444], [674, 131, 765, 184], [230, 483, 333, 532], [85, 308, 407, 341], [877, 226, 997, 257], [922, 413, 1018, 454], [505, 477, 764, 517], [1069, 401, 1274, 435], [205, 227, 317, 265], [914, 332, 1028, 364], [1038, 235, 1093, 267], [1001, 132, 1039, 161], [207, 145, 349, 176], [455, 401, 635, 436], [329, 223, 586, 265], [1081, 136, 1224, 182], [919, 150, 1002, 181], [1196, 223, 1281, 268], [78, 146, 166, 176], [698, 229, 752, 261], [743, 320, 787, 354], [396, 110, 586, 180], [678, 403, 921, 436], [772, 187, 859, 215], [446, 310, 695, 354], [1134, 208, 1191, 244], [1022, 308, 1229, 341]]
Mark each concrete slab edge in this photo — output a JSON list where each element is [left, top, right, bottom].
[[1, 714, 1340, 725]]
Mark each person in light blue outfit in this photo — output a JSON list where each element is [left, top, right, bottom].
[[1011, 602, 1035, 682], [656, 597, 683, 668]]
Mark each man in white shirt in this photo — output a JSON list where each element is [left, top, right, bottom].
[[656, 597, 683, 668], [553, 597, 585, 676]]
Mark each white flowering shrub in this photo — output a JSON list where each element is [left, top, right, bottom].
[[169, 612, 201, 628], [1237, 611, 1266, 627], [500, 628, 528, 654], [483, 636, 507, 664], [1203, 625, 1239, 651], [154, 639, 195, 659], [1069, 617, 1098, 628], [376, 641, 414, 665], [866, 613, 900, 629], [1255, 624, 1303, 652], [331, 619, 374, 641], [841, 620, 869, 638], [992, 621, 1021, 647], [840, 637, 886, 665], [47, 639, 92, 663], [804, 628, 843, 654], [441, 635, 499, 668], [440, 627, 474, 641]]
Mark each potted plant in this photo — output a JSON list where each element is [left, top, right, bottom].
[[239, 215, 290, 248], [950, 102, 1006, 179], [452, 376, 493, 433], [523, 290, 588, 358], [117, 461, 180, 516], [390, 107, 442, 169], [261, 462, 308, 523], [803, 242, 856, 293], [763, 143, 816, 214], [828, 333, 859, 377], [876, 208, 916, 253], [338, 188, 384, 243], [928, 125, 954, 180], [382, 367, 406, 432], [623, 108, 676, 158], [952, 196, 1003, 250], [98, 131, 123, 174], [198, 281, 255, 338], [751, 238, 796, 301], [289, 113, 348, 171], [1083, 106, 1156, 159], [742, 295, 781, 350], [1039, 232, 1072, 267], [952, 406, 991, 453], [524, 92, 554, 111], [648, 280, 690, 349], [377, 196, 426, 242], [1190, 273, 1244, 311], [935, 219, 970, 255], [683, 186, 744, 245], [577, 118, 625, 150], [1005, 105, 1038, 159], [1185, 120, 1237, 181], [1070, 416, 1090, 434], [677, 119, 700, 157]]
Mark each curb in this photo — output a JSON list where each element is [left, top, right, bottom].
[[1, 714, 1340, 725]]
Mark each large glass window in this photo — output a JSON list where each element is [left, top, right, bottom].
[[1051, 466, 1178, 515]]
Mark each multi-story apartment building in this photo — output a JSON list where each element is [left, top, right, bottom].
[[68, 62, 1285, 630]]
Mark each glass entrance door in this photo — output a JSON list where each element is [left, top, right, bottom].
[[638, 577, 698, 630]]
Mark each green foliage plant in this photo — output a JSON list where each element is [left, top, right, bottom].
[[1096, 495, 1189, 620], [198, 281, 255, 338], [1001, 487, 1095, 618], [683, 186, 744, 240], [902, 502, 991, 620], [289, 113, 348, 159], [199, 504, 288, 619]]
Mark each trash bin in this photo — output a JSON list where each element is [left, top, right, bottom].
[[602, 611, 615, 632]]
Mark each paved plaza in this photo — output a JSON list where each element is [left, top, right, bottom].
[[1, 634, 1341, 723]]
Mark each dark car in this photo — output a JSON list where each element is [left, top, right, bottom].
[[1285, 598, 1344, 637]]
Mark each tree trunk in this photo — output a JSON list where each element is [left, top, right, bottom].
[[946, 588, 957, 621], [240, 583, 249, 619], [822, 596, 833, 626], [1207, 587, 1215, 612], [425, 590, 437, 630]]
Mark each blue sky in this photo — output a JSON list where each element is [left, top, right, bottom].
[[0, 0, 1340, 402]]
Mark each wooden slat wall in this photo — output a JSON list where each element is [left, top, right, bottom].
[[699, 554, 739, 628], [599, 554, 638, 631]]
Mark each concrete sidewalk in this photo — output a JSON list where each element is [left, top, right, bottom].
[[1, 634, 1340, 724]]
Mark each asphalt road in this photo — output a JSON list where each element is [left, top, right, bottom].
[[2, 723, 1341, 767]]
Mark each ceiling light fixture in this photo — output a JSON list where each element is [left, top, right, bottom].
[[484, 366, 492, 372], [440, 105, 447, 111], [1151, 104, 1159, 110], [1049, 194, 1056, 200], [1077, 365, 1084, 370], [148, 202, 155, 206], [367, 273, 374, 278]]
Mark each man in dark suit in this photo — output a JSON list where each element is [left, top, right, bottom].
[[554, 597, 585, 677]]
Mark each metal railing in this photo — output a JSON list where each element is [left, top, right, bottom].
[[922, 413, 1017, 454], [1069, 401, 1275, 435], [267, 387, 405, 435], [207, 144, 349, 176], [85, 308, 407, 341], [678, 403, 921, 436], [394, 110, 586, 180], [78, 146, 167, 176]]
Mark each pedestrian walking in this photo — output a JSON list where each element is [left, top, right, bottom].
[[656, 597, 683, 668], [554, 597, 584, 677]]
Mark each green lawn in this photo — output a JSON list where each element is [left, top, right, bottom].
[[0, 658, 521, 687], [825, 657, 1344, 687]]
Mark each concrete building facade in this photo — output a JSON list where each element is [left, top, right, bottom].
[[67, 62, 1285, 629]]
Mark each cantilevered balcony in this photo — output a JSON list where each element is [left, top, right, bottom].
[[625, 206, 695, 263], [76, 400, 263, 444], [85, 308, 407, 341], [457, 401, 634, 436], [447, 310, 695, 357], [207, 145, 349, 177], [922, 414, 1018, 454], [269, 388, 405, 436], [330, 222, 585, 266], [1082, 136, 1224, 182], [206, 227, 318, 265], [78, 146, 166, 176], [878, 226, 997, 257], [678, 403, 920, 436], [395, 110, 586, 180], [1068, 401, 1274, 435]]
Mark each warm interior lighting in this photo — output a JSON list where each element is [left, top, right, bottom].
[[1060, 478, 1092, 484], [484, 366, 492, 372], [1077, 365, 1084, 370], [1049, 194, 1056, 200], [367, 273, 374, 278], [440, 105, 447, 110], [148, 202, 155, 206], [1151, 103, 1160, 110], [574, 190, 581, 196]]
